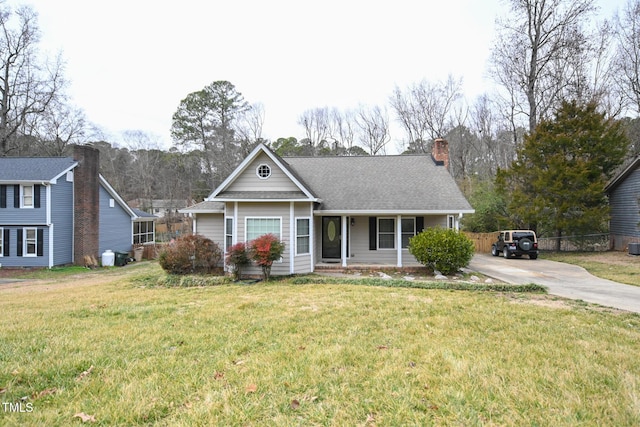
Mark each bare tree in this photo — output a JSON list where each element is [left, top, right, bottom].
[[297, 107, 331, 154], [354, 105, 390, 155], [0, 3, 65, 155], [390, 75, 463, 153], [235, 102, 265, 156], [489, 0, 596, 134], [27, 100, 88, 155], [613, 0, 640, 116]]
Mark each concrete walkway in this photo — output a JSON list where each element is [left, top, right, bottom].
[[469, 253, 640, 314]]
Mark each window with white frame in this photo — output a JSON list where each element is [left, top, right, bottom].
[[133, 221, 155, 244], [256, 164, 271, 179], [22, 185, 34, 208], [401, 218, 416, 248], [246, 217, 281, 241], [225, 218, 233, 250], [0, 227, 4, 256], [448, 215, 455, 229], [378, 218, 395, 249], [296, 218, 310, 255], [24, 227, 37, 256]]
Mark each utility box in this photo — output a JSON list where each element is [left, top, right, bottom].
[[629, 243, 640, 256]]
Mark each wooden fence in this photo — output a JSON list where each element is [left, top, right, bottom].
[[463, 232, 497, 253]]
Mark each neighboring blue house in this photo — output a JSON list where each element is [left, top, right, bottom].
[[605, 155, 640, 251], [0, 145, 155, 268]]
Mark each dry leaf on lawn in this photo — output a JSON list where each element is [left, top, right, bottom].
[[32, 387, 57, 399], [76, 365, 94, 381], [245, 383, 257, 393], [290, 399, 300, 410], [73, 412, 97, 423]]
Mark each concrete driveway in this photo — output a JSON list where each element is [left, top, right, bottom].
[[469, 253, 640, 314]]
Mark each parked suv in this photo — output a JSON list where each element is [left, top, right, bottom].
[[491, 230, 539, 260]]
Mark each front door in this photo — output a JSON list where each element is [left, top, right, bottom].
[[322, 216, 341, 259]]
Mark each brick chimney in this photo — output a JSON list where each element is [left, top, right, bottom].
[[432, 138, 449, 170], [73, 144, 100, 265]]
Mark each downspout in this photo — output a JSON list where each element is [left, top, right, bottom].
[[396, 214, 402, 267], [290, 202, 295, 274]]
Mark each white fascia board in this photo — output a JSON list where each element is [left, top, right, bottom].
[[212, 197, 319, 203], [313, 209, 475, 216], [99, 175, 138, 218]]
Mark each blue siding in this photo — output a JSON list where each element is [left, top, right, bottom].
[[98, 185, 133, 255], [0, 184, 48, 224], [50, 178, 74, 266], [0, 227, 49, 268], [609, 168, 640, 249]]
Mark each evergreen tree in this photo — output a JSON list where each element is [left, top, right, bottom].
[[496, 101, 629, 250]]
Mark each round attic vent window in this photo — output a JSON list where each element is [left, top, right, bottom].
[[257, 164, 271, 179]]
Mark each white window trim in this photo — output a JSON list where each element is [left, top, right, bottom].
[[0, 226, 4, 257], [295, 217, 311, 256], [401, 217, 416, 249], [21, 185, 34, 208], [448, 214, 456, 230], [23, 227, 37, 257], [256, 164, 272, 179], [377, 217, 396, 250], [225, 217, 234, 252], [245, 217, 283, 242]]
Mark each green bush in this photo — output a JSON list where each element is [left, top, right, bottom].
[[408, 227, 475, 275], [158, 234, 222, 275]]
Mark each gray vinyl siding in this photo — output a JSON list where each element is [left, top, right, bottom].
[[609, 168, 640, 250], [50, 177, 74, 266], [315, 215, 448, 265], [194, 213, 225, 266], [98, 185, 133, 255], [227, 152, 299, 192]]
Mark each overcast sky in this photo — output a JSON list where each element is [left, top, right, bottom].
[[14, 0, 628, 150]]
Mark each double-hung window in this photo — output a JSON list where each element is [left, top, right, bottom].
[[378, 218, 395, 249], [401, 218, 416, 248], [22, 185, 34, 208], [295, 218, 310, 255], [225, 218, 234, 250], [24, 227, 37, 256]]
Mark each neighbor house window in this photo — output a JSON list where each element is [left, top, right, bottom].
[[225, 218, 233, 250], [246, 217, 281, 241], [133, 221, 155, 244], [296, 218, 310, 255], [22, 185, 34, 208], [24, 227, 37, 256], [401, 218, 416, 248], [378, 218, 395, 249], [256, 164, 271, 179]]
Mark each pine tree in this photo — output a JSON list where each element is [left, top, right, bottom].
[[496, 101, 629, 250]]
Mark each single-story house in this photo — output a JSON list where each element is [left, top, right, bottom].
[[0, 144, 156, 268], [605, 155, 640, 250], [181, 140, 474, 275]]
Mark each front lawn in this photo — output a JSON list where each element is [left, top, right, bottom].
[[1, 263, 639, 426]]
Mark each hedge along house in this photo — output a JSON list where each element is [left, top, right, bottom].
[[181, 141, 474, 276], [0, 144, 155, 268]]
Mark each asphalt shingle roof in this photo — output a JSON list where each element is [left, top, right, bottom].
[[0, 157, 77, 182], [282, 155, 473, 212]]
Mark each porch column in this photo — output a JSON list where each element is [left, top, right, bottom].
[[341, 215, 348, 267], [290, 202, 295, 274], [397, 214, 402, 267], [309, 204, 315, 272]]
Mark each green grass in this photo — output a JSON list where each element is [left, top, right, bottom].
[[543, 251, 640, 286], [1, 263, 640, 426]]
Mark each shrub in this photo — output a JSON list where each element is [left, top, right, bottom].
[[408, 227, 475, 275], [248, 233, 285, 281], [158, 234, 222, 275], [225, 242, 250, 280]]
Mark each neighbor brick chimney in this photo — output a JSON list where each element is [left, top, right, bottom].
[[432, 138, 449, 170], [73, 144, 100, 265]]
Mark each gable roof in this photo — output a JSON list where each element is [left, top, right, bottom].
[[99, 175, 139, 219], [207, 143, 318, 202], [605, 156, 640, 193], [283, 154, 473, 213], [0, 157, 77, 183]]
